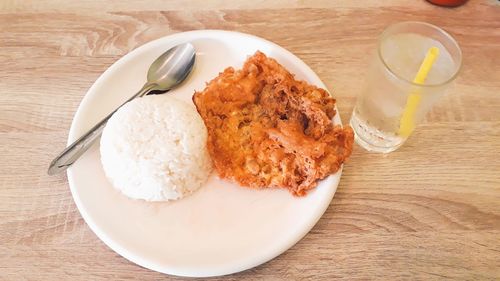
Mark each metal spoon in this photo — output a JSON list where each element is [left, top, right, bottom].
[[48, 43, 196, 175]]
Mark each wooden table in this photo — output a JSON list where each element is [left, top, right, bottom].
[[1, 1, 499, 280]]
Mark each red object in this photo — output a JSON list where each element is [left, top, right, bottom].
[[427, 0, 468, 7]]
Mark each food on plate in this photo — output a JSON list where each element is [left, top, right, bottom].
[[193, 51, 354, 196], [100, 95, 212, 201]]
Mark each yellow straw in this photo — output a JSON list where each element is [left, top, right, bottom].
[[398, 46, 440, 137]]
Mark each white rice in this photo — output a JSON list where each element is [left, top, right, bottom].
[[100, 95, 212, 201]]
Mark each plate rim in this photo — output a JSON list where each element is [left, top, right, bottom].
[[67, 29, 343, 277]]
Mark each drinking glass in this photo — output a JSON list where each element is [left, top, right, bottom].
[[350, 21, 462, 153]]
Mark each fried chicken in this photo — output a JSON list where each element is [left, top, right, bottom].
[[193, 51, 354, 196]]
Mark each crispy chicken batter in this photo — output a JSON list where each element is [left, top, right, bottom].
[[193, 51, 354, 196]]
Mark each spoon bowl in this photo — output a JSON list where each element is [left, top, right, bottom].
[[149, 43, 196, 90]]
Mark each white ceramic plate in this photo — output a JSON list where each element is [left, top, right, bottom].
[[67, 30, 344, 277]]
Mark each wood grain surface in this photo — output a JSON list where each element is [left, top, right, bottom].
[[1, 1, 499, 280]]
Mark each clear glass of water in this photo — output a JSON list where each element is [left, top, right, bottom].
[[350, 21, 462, 153]]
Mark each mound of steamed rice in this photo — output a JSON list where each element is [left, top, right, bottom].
[[100, 95, 212, 201]]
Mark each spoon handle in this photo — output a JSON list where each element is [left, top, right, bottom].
[[47, 83, 158, 175]]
